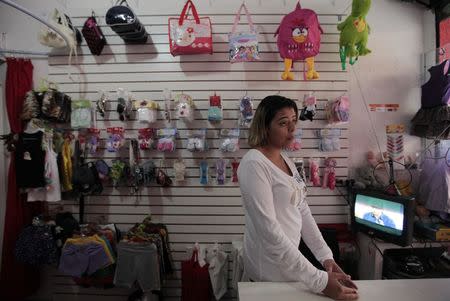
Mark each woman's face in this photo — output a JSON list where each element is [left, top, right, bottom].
[[266, 107, 297, 148]]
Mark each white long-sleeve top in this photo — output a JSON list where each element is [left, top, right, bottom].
[[237, 149, 333, 293]]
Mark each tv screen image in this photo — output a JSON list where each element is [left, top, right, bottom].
[[354, 194, 404, 236], [351, 190, 415, 247]]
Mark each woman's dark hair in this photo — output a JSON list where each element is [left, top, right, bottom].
[[248, 95, 298, 148]]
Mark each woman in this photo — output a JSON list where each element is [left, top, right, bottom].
[[238, 95, 358, 300]]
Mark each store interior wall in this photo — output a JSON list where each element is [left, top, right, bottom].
[[0, 0, 437, 283]]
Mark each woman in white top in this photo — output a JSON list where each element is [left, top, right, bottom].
[[238, 95, 358, 300]]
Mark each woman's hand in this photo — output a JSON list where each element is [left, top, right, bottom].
[[323, 259, 358, 289], [322, 271, 359, 300]]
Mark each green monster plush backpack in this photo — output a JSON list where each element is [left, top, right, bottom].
[[337, 0, 372, 70]]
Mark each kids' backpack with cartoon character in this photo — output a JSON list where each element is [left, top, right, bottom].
[[275, 1, 323, 81]]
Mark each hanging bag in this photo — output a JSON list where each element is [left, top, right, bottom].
[[105, 0, 148, 44], [168, 0, 213, 56], [228, 3, 260, 63], [38, 9, 78, 76], [38, 8, 76, 49], [181, 249, 212, 301], [82, 11, 107, 55]]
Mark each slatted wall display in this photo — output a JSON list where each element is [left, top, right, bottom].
[[46, 1, 350, 300]]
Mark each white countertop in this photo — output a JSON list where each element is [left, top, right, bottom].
[[238, 279, 450, 301]]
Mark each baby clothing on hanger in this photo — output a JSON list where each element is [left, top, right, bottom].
[[15, 131, 46, 188], [412, 59, 450, 138], [27, 137, 62, 202]]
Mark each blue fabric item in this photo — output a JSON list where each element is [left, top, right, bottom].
[[200, 161, 208, 185]]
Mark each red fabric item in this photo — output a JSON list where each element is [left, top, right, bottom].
[[181, 250, 211, 301], [0, 58, 41, 300]]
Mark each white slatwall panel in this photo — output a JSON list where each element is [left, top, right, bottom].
[[46, 2, 350, 299]]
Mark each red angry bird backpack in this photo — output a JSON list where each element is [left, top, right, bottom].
[[275, 1, 323, 80]]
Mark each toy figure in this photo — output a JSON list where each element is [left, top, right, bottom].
[[337, 0, 372, 70]]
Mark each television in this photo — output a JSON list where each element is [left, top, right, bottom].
[[350, 190, 415, 247]]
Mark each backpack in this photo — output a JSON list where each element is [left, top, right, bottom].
[[275, 1, 323, 80]]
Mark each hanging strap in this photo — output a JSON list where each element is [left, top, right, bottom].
[[231, 3, 256, 34], [179, 0, 200, 25], [296, 0, 302, 10], [115, 0, 129, 7], [179, 0, 200, 26]]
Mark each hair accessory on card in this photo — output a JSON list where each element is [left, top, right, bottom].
[[239, 96, 254, 127], [110, 160, 126, 187], [87, 128, 101, 154], [231, 159, 239, 183], [156, 128, 177, 152], [157, 137, 175, 152], [187, 129, 207, 152], [174, 93, 195, 121], [300, 93, 316, 121], [156, 168, 172, 187], [219, 129, 240, 152], [322, 157, 337, 190], [138, 128, 155, 150], [285, 129, 302, 152], [96, 91, 109, 118], [309, 157, 321, 186], [141, 160, 156, 185], [133, 100, 159, 123], [208, 93, 223, 122], [317, 129, 341, 152], [107, 127, 125, 152], [116, 88, 132, 121], [173, 159, 186, 182], [163, 89, 172, 122], [200, 160, 208, 185], [216, 159, 226, 185], [95, 160, 110, 181]]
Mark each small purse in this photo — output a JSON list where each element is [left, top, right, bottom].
[[82, 12, 107, 55], [228, 3, 260, 63], [168, 0, 213, 56]]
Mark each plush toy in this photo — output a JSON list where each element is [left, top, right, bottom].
[[337, 0, 372, 70], [354, 166, 377, 189], [275, 1, 323, 80]]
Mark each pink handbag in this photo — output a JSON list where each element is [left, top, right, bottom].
[[168, 0, 213, 56]]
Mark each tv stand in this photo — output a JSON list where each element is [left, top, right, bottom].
[[357, 232, 450, 279]]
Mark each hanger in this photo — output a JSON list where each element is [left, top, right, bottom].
[[0, 0, 70, 48]]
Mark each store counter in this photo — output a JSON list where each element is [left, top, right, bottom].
[[238, 278, 450, 301]]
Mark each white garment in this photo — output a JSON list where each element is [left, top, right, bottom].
[[206, 245, 228, 300], [231, 240, 245, 290], [27, 139, 61, 202], [237, 149, 333, 293]]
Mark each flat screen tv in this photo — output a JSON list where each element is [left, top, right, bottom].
[[351, 190, 415, 247]]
